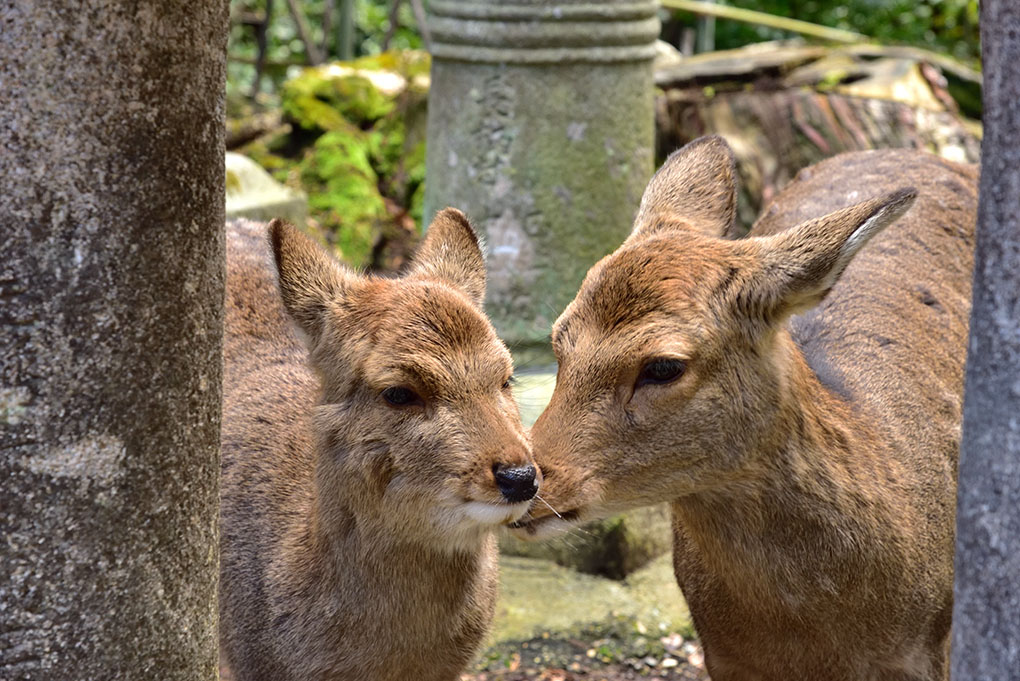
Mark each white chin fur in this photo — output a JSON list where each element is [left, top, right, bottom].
[[461, 500, 531, 525]]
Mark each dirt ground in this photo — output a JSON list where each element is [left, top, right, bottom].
[[221, 630, 708, 681], [461, 628, 708, 681]]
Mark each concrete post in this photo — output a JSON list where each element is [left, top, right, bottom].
[[0, 2, 226, 678], [951, 0, 1020, 675], [424, 0, 659, 363]]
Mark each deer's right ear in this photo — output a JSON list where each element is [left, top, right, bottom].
[[268, 219, 355, 345], [407, 207, 486, 308], [632, 135, 738, 239], [742, 188, 917, 325]]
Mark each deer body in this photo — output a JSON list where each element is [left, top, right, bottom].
[[221, 214, 538, 681], [672, 150, 974, 681], [521, 141, 976, 681]]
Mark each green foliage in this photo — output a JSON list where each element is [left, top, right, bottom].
[[237, 51, 429, 269], [228, 0, 425, 98], [667, 0, 980, 65], [301, 127, 387, 267]]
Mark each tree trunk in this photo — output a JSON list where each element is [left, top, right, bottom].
[[0, 2, 227, 680], [951, 0, 1020, 677]]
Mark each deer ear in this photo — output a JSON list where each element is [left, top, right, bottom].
[[408, 207, 486, 307], [744, 188, 917, 324], [632, 135, 738, 239], [268, 219, 356, 346]]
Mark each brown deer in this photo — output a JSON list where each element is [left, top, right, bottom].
[[220, 211, 540, 681], [516, 137, 977, 680]]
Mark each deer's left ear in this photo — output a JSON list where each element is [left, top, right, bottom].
[[743, 188, 917, 324], [268, 219, 359, 347], [632, 135, 738, 240], [407, 207, 486, 308]]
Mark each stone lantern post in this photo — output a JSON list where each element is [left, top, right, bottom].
[[424, 0, 660, 364]]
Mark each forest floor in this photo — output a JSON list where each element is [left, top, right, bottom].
[[462, 619, 707, 681]]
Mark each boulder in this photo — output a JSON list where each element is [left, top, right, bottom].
[[491, 553, 692, 645], [225, 152, 307, 226]]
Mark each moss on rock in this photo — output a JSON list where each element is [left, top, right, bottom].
[[235, 51, 430, 270]]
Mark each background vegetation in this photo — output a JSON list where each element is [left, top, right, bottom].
[[228, 0, 980, 100], [226, 0, 980, 270], [663, 0, 979, 63]]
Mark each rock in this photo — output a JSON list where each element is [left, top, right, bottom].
[[499, 505, 674, 580], [280, 51, 430, 133], [299, 127, 388, 267], [237, 51, 429, 270], [225, 152, 307, 227], [490, 554, 692, 645], [424, 0, 659, 364], [654, 40, 981, 231]]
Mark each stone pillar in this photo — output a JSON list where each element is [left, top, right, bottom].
[[0, 2, 226, 679], [951, 0, 1020, 675], [424, 0, 659, 363]]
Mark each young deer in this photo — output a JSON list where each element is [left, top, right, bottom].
[[517, 137, 977, 681], [220, 211, 540, 681]]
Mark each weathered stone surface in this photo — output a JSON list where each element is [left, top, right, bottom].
[[0, 2, 226, 679], [951, 1, 1020, 675], [424, 1, 658, 363], [655, 41, 981, 232], [491, 554, 692, 644], [241, 51, 429, 270], [226, 152, 308, 226]]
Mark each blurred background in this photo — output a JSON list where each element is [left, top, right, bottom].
[[223, 3, 981, 678], [225, 0, 980, 272]]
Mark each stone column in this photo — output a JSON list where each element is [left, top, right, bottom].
[[0, 2, 226, 679], [424, 0, 659, 363], [951, 0, 1020, 675]]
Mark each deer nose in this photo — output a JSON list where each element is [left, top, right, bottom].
[[493, 464, 538, 503]]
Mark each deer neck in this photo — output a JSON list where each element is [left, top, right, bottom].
[[674, 329, 904, 604]]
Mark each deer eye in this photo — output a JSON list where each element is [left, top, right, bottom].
[[382, 386, 423, 407], [502, 374, 515, 391], [636, 358, 686, 388]]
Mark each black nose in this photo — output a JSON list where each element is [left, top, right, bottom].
[[493, 464, 538, 503]]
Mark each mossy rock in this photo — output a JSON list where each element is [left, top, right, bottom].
[[237, 51, 431, 271], [296, 126, 388, 268], [500, 505, 673, 580], [489, 553, 692, 647], [280, 51, 431, 133]]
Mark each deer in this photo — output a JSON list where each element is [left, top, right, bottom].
[[514, 136, 977, 681], [219, 210, 540, 681]]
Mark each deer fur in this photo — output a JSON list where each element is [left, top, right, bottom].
[[518, 137, 977, 681], [220, 210, 538, 681]]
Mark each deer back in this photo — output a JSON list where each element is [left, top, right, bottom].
[[752, 149, 976, 494]]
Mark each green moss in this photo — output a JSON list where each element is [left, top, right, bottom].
[[225, 168, 242, 194], [483, 554, 694, 662], [283, 70, 394, 131], [236, 50, 430, 270], [280, 51, 431, 133], [298, 127, 388, 268]]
